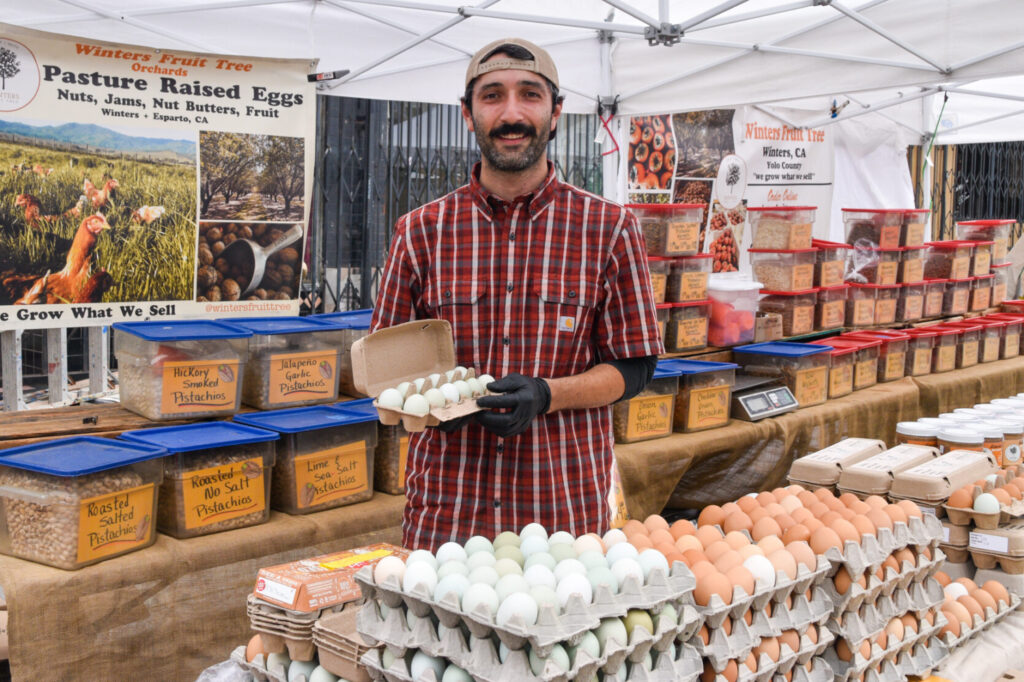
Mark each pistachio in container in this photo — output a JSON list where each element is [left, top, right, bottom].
[[0, 436, 165, 570], [227, 316, 345, 409], [113, 320, 252, 420], [333, 398, 409, 495], [234, 403, 377, 514], [120, 422, 278, 538]]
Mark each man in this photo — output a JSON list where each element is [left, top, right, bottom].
[[371, 38, 663, 551]]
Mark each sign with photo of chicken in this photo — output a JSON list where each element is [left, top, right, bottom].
[[0, 22, 314, 329]]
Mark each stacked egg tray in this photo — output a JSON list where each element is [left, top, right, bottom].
[[247, 594, 349, 661], [355, 564, 703, 681], [778, 657, 835, 682], [314, 609, 376, 680], [936, 588, 1020, 650], [228, 646, 318, 682]]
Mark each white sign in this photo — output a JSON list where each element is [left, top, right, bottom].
[[969, 531, 1009, 554], [714, 154, 746, 209]]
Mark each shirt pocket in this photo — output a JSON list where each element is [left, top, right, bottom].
[[532, 278, 599, 342], [422, 279, 487, 316]]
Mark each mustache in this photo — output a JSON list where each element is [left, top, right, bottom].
[[490, 123, 536, 139]]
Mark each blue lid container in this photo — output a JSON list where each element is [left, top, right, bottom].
[[733, 342, 830, 407], [311, 309, 373, 329], [0, 436, 166, 475], [235, 403, 377, 433], [311, 310, 374, 399], [658, 358, 740, 374], [733, 341, 831, 357], [113, 320, 252, 341], [226, 316, 344, 335], [120, 421, 279, 453]]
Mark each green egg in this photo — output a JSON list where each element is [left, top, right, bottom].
[[495, 545, 524, 565], [493, 530, 521, 550], [524, 552, 557, 571], [594, 617, 627, 654], [529, 643, 570, 675], [549, 543, 577, 563], [623, 609, 654, 639]]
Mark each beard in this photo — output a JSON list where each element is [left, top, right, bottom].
[[474, 118, 550, 172]]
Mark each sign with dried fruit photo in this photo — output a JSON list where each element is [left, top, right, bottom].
[[0, 22, 314, 329]]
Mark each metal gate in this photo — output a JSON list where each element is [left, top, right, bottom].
[[311, 96, 605, 313]]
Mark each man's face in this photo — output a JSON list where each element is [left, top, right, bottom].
[[462, 66, 561, 173]]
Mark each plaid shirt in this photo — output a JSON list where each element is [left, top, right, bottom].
[[371, 162, 662, 551]]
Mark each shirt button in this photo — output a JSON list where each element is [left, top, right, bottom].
[[503, 337, 510, 346], [506, 283, 513, 292], [496, 443, 503, 452], [493, 499, 501, 508], [568, 290, 577, 299], [444, 290, 452, 299], [509, 232, 516, 241]]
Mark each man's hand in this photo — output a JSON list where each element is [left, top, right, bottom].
[[475, 373, 551, 438]]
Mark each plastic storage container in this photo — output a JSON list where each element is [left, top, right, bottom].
[[666, 254, 712, 302], [708, 275, 761, 347], [120, 422, 278, 539], [975, 317, 1007, 363], [896, 422, 939, 448], [655, 303, 672, 342], [902, 209, 931, 246], [227, 317, 343, 410], [749, 249, 816, 291], [992, 264, 1012, 306], [748, 206, 815, 250], [920, 325, 961, 373], [846, 284, 877, 327], [957, 219, 1014, 265], [812, 239, 852, 288], [923, 279, 947, 318], [990, 314, 1023, 358], [943, 278, 972, 315], [972, 274, 994, 312], [808, 341, 856, 398], [662, 359, 738, 433], [612, 361, 683, 443], [664, 300, 711, 352], [311, 309, 373, 398], [234, 404, 377, 514], [971, 241, 994, 276], [843, 208, 904, 249], [873, 283, 900, 325], [897, 283, 925, 323], [816, 284, 848, 330], [647, 257, 669, 303], [627, 203, 704, 256], [112, 320, 252, 421], [829, 337, 881, 390], [899, 246, 926, 283], [733, 341, 831, 407], [845, 329, 909, 383], [903, 328, 937, 377], [336, 398, 408, 494], [924, 241, 974, 280], [758, 289, 817, 337], [941, 322, 982, 368], [0, 437, 165, 570], [845, 247, 901, 285]]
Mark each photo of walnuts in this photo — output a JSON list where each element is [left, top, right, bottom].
[[195, 221, 301, 301], [627, 114, 676, 193]]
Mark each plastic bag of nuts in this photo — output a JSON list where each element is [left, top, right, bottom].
[[196, 222, 303, 302]]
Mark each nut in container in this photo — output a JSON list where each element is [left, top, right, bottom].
[[310, 308, 373, 398]]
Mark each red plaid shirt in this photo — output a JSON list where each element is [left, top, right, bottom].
[[371, 163, 662, 551]]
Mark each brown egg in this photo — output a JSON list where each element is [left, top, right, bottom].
[[839, 492, 861, 508], [720, 617, 733, 635], [885, 617, 905, 643], [755, 636, 781, 662], [670, 519, 697, 539], [970, 588, 997, 615], [919, 545, 933, 562], [742, 609, 753, 626], [676, 535, 704, 554], [934, 571, 952, 587], [875, 631, 888, 650], [642, 514, 669, 533], [737, 496, 760, 514], [715, 550, 744, 573], [654, 541, 678, 558], [837, 638, 870, 662], [881, 554, 899, 576], [664, 550, 686, 567], [782, 524, 812, 545], [704, 540, 733, 563], [992, 488, 1013, 506], [768, 548, 797, 580], [649, 529, 674, 548], [814, 487, 835, 502], [874, 565, 885, 582], [867, 509, 894, 532], [791, 507, 814, 525], [752, 517, 783, 542], [631, 535, 654, 551], [780, 495, 803, 514], [758, 535, 785, 555], [720, 502, 742, 518], [957, 595, 984, 625], [943, 599, 972, 626], [744, 652, 758, 673], [689, 560, 717, 580], [834, 566, 866, 594], [723, 530, 751, 550], [695, 570, 733, 606], [682, 549, 709, 567], [622, 519, 647, 538], [838, 508, 858, 521], [803, 518, 824, 534], [893, 548, 916, 569], [723, 512, 754, 535], [824, 496, 846, 513], [897, 499, 923, 519], [939, 609, 961, 638], [779, 629, 800, 655], [820, 511, 844, 527], [947, 488, 973, 508], [809, 527, 843, 555], [748, 507, 769, 524], [764, 601, 773, 618], [900, 613, 918, 634], [786, 541, 816, 572], [832, 519, 860, 546], [850, 514, 876, 539], [849, 500, 872, 515], [772, 486, 791, 499], [865, 495, 888, 510], [245, 634, 265, 662], [702, 659, 737, 682], [797, 490, 817, 507], [982, 580, 1011, 608], [806, 623, 818, 644], [737, 544, 765, 560], [698, 624, 711, 645], [954, 577, 978, 591], [756, 491, 778, 507], [726, 565, 755, 597], [774, 513, 797, 532], [1003, 483, 1023, 500], [883, 504, 908, 526], [1012, 476, 1024, 491], [922, 610, 936, 626], [695, 525, 725, 549], [697, 505, 726, 528]]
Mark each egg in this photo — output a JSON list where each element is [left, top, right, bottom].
[[723, 512, 753, 534], [703, 541, 732, 564], [785, 541, 816, 572], [436, 541, 468, 565], [944, 582, 968, 601], [944, 599, 972, 627], [606, 542, 639, 565], [434, 573, 470, 603], [587, 566, 619, 594], [809, 527, 843, 555], [885, 617, 905, 643], [395, 381, 412, 397], [648, 528, 674, 547], [630, 535, 654, 551], [452, 379, 473, 399], [403, 393, 430, 416], [478, 373, 495, 388], [754, 636, 781, 663], [523, 564, 557, 590], [412, 377, 428, 392], [751, 516, 783, 542], [637, 548, 669, 581], [377, 388, 404, 409], [610, 557, 644, 587], [266, 652, 291, 675], [934, 571, 951, 587], [697, 504, 726, 527], [496, 574, 531, 602], [289, 660, 318, 682], [726, 565, 755, 596], [694, 569, 732, 606], [939, 609, 961, 638], [695, 525, 725, 549], [957, 595, 984, 625], [974, 492, 1001, 514], [779, 630, 800, 655], [495, 546, 524, 566], [519, 535, 550, 560], [441, 665, 473, 682], [530, 585, 559, 610], [573, 534, 604, 555], [714, 550, 743, 573], [373, 555, 406, 586], [308, 666, 339, 682], [576, 549, 608, 570], [947, 487, 973, 508], [496, 591, 539, 627], [462, 583, 500, 616], [836, 638, 869, 662], [463, 535, 493, 556], [992, 488, 1013, 506], [833, 566, 865, 594], [410, 651, 447, 681], [704, 659, 738, 682], [900, 613, 918, 634], [422, 388, 447, 408], [567, 631, 601, 666], [595, 617, 628, 653], [782, 524, 811, 545], [982, 580, 1011, 608], [462, 377, 483, 397], [676, 535, 704, 554], [524, 551, 556, 571], [737, 544, 764, 560], [528, 643, 570, 675], [494, 557, 523, 577], [402, 561, 438, 595], [603, 528, 628, 547], [758, 535, 784, 555], [743, 555, 776, 589], [556, 572, 593, 608], [245, 634, 265, 663], [970, 587, 998, 615], [623, 609, 654, 639], [439, 383, 461, 405], [468, 565, 499, 586]]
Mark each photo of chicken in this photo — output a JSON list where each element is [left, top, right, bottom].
[[83, 177, 119, 209], [131, 205, 166, 224], [15, 193, 88, 228], [32, 165, 53, 176], [2, 214, 112, 304]]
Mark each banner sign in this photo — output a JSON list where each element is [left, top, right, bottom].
[[0, 23, 315, 330]]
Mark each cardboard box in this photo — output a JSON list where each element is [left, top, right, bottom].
[[788, 438, 887, 487], [890, 449, 998, 502], [253, 543, 408, 612], [837, 444, 939, 496]]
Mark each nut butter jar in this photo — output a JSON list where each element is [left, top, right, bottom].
[[895, 422, 939, 449]]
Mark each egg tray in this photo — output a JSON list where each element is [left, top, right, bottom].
[[936, 590, 1022, 652], [823, 607, 949, 681], [968, 549, 1024, 574], [793, 626, 836, 667], [749, 603, 783, 640], [228, 646, 302, 682], [828, 595, 942, 660], [939, 544, 969, 563], [893, 636, 949, 679], [597, 644, 703, 682], [943, 500, 1024, 530], [774, 655, 833, 682], [824, 600, 890, 646], [372, 369, 490, 433], [873, 545, 947, 600], [905, 576, 945, 618], [736, 642, 800, 682], [770, 585, 833, 633], [763, 555, 832, 610], [688, 613, 758, 668]]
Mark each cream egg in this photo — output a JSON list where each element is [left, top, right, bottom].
[[549, 531, 575, 546], [468, 565, 499, 586], [550, 543, 577, 563], [437, 561, 468, 579], [454, 380, 473, 399], [445, 369, 457, 382], [944, 583, 969, 600], [403, 394, 430, 416], [524, 552, 557, 571], [496, 591, 539, 627], [742, 555, 776, 590], [434, 573, 470, 603], [603, 528, 628, 547], [373, 555, 406, 586], [595, 617, 628, 653], [423, 388, 447, 408], [478, 373, 496, 388], [467, 552, 496, 572], [462, 583, 500, 616], [553, 558, 587, 582], [520, 535, 550, 559], [466, 377, 485, 396], [573, 534, 604, 555], [493, 530, 521, 549], [520, 522, 549, 540], [266, 652, 291, 675], [464, 535, 493, 556], [439, 383, 461, 404], [974, 493, 1001, 514], [377, 388, 404, 409], [496, 574, 531, 602], [523, 564, 557, 590], [577, 550, 609, 570], [494, 557, 524, 576]]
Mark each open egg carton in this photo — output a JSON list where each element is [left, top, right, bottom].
[[372, 368, 491, 432], [943, 483, 1024, 530], [247, 594, 349, 661], [935, 589, 1021, 652], [776, 656, 833, 682], [355, 562, 698, 658]]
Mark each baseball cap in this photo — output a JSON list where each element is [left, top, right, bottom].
[[465, 38, 559, 89]]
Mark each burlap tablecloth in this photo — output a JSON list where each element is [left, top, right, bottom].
[[912, 357, 1024, 417]]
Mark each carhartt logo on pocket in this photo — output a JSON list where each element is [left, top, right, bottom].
[[557, 316, 575, 332]]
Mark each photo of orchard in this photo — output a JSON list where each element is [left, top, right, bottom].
[[199, 131, 305, 222]]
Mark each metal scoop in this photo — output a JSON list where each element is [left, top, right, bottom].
[[221, 224, 304, 296]]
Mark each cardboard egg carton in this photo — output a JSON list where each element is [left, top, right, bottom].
[[905, 576, 945, 618], [779, 656, 833, 682], [944, 482, 1024, 529], [247, 594, 351, 661], [765, 555, 832, 608], [824, 602, 887, 646], [893, 636, 949, 679], [748, 604, 782, 639], [598, 644, 702, 682], [313, 607, 375, 682], [351, 320, 491, 432], [229, 645, 293, 682], [769, 585, 832, 633], [889, 449, 1000, 517], [836, 444, 940, 499], [689, 614, 758, 670], [966, 518, 1024, 573], [787, 438, 889, 489], [790, 626, 835, 667], [860, 657, 903, 682]]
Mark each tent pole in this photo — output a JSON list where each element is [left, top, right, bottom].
[[659, 0, 669, 23], [324, 0, 473, 58], [829, 1, 948, 73], [53, 0, 219, 51], [949, 39, 1024, 72], [801, 87, 938, 130], [678, 0, 750, 32], [687, 38, 940, 72], [21, 0, 300, 25], [694, 0, 814, 32], [598, 31, 621, 201], [943, 88, 1024, 105], [842, 93, 925, 136], [457, 7, 646, 34], [600, 0, 660, 29]]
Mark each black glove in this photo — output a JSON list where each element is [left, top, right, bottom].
[[474, 373, 551, 438], [436, 415, 473, 433]]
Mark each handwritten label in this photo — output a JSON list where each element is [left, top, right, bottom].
[[161, 359, 240, 415], [971, 287, 991, 312], [267, 350, 338, 405], [791, 264, 814, 291], [626, 395, 674, 439], [790, 305, 814, 335], [950, 288, 969, 313], [788, 223, 813, 250], [885, 352, 905, 380], [925, 290, 944, 317], [875, 298, 896, 324], [674, 317, 708, 350], [904, 222, 925, 246], [936, 344, 956, 371], [686, 384, 731, 430], [951, 256, 970, 280], [912, 348, 932, 375], [902, 258, 924, 283], [983, 336, 1001, 363], [820, 261, 844, 288], [877, 261, 898, 285], [794, 366, 827, 405], [854, 360, 877, 388], [901, 295, 923, 321], [667, 221, 700, 254], [77, 483, 155, 563], [293, 441, 368, 508], [649, 273, 667, 302], [677, 272, 708, 301], [1004, 333, 1020, 358], [852, 299, 875, 326], [993, 282, 1007, 306], [974, 251, 991, 276], [960, 340, 979, 367], [829, 363, 853, 397], [879, 225, 901, 249], [182, 457, 265, 529], [969, 532, 1009, 554], [994, 238, 1008, 261]]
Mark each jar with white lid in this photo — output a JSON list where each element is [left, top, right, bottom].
[[952, 408, 990, 420], [987, 418, 1024, 466], [973, 404, 1016, 419], [963, 423, 1005, 464], [937, 427, 987, 455], [895, 422, 939, 448], [916, 417, 948, 429]]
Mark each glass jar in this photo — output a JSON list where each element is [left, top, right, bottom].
[[816, 284, 848, 331], [846, 284, 877, 328], [665, 300, 711, 352], [971, 274, 994, 312], [748, 206, 815, 250], [843, 208, 904, 249], [758, 289, 817, 337], [627, 203, 705, 256], [942, 278, 972, 316], [956, 219, 1014, 265], [812, 239, 852, 288], [896, 422, 939, 448], [845, 246, 901, 285], [647, 257, 669, 303], [666, 254, 712, 302], [923, 279, 947, 318], [924, 241, 974, 280], [899, 246, 926, 283], [903, 209, 931, 246], [897, 283, 925, 323], [992, 264, 1012, 306], [986, 418, 1024, 467], [874, 284, 900, 325]]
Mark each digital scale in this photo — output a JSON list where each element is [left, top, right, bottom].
[[731, 373, 799, 421]]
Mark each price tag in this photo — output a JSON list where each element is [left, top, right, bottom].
[[292, 442, 369, 508], [788, 223, 813, 250], [969, 532, 1009, 554], [626, 395, 674, 439], [161, 359, 240, 416], [885, 352, 905, 380], [77, 484, 156, 562], [853, 299, 875, 326], [667, 221, 700, 254], [677, 272, 708, 301], [901, 295, 923, 322], [829, 364, 853, 397], [902, 258, 924, 283], [686, 384, 731, 430], [879, 224, 901, 249], [875, 298, 896, 324]]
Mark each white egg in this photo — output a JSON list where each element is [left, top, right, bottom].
[[637, 549, 669, 582], [423, 388, 447, 408], [436, 541, 468, 565], [524, 552, 556, 571], [468, 565, 499, 586], [568, 631, 601, 666], [467, 552, 496, 571], [529, 643, 570, 675], [605, 542, 639, 565], [478, 373, 496, 389], [556, 572, 593, 608], [288, 659, 318, 682], [434, 573, 470, 603], [578, 549, 608, 570], [594, 617, 628, 654], [402, 561, 438, 595], [406, 608, 426, 629], [520, 522, 548, 541], [587, 566, 619, 595], [440, 383, 461, 404], [395, 381, 412, 397], [743, 555, 776, 589], [373, 555, 406, 586], [266, 652, 291, 675], [308, 666, 339, 682], [381, 648, 396, 668], [403, 393, 430, 416], [454, 366, 468, 380], [573, 535, 603, 555], [445, 369, 456, 382], [495, 574, 531, 602], [428, 372, 443, 387], [944, 583, 968, 600], [441, 664, 473, 682], [530, 585, 560, 610], [466, 377, 484, 396], [413, 377, 427, 392], [437, 560, 468, 579], [410, 651, 446, 681], [610, 557, 643, 588], [553, 558, 587, 582], [462, 582, 500, 617], [524, 564, 557, 590], [377, 388, 404, 409], [464, 535, 494, 556], [548, 531, 575, 546], [986, 473, 1000, 486], [520, 535, 550, 559], [603, 528, 627, 547], [406, 549, 438, 570], [496, 591, 539, 628], [453, 380, 473, 399], [974, 493, 1001, 513]]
